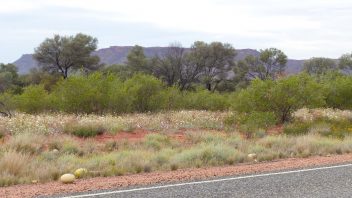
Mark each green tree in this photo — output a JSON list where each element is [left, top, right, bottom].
[[234, 48, 287, 81], [339, 52, 352, 74], [126, 45, 150, 74], [186, 41, 236, 91], [152, 43, 185, 87], [0, 63, 20, 93], [22, 68, 61, 91], [303, 57, 337, 76], [33, 33, 101, 79]]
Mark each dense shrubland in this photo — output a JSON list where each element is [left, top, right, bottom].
[[1, 71, 352, 124]]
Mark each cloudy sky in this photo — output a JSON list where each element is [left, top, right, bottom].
[[0, 0, 352, 63]]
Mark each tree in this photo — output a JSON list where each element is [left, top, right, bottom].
[[22, 68, 61, 91], [0, 63, 20, 93], [152, 43, 185, 87], [303, 57, 337, 76], [234, 48, 287, 81], [339, 53, 352, 74], [184, 41, 236, 91], [33, 33, 101, 79], [126, 45, 151, 74]]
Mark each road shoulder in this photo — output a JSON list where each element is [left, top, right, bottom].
[[3, 154, 352, 198]]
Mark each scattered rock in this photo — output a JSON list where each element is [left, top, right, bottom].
[[52, 149, 59, 154], [60, 174, 75, 184]]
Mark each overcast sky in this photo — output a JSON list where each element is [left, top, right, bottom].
[[0, 0, 352, 63]]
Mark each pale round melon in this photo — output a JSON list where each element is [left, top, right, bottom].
[[60, 173, 75, 184], [74, 168, 88, 178]]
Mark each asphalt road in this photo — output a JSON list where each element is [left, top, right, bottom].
[[49, 163, 352, 198]]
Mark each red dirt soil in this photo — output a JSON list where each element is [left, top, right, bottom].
[[94, 129, 187, 143], [94, 129, 153, 143], [267, 125, 284, 135], [2, 154, 352, 198]]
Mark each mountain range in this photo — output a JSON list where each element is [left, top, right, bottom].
[[13, 46, 305, 74]]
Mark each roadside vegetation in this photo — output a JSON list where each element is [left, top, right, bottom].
[[1, 33, 352, 187], [1, 109, 352, 186]]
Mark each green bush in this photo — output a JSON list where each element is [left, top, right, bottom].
[[283, 122, 311, 136], [106, 77, 131, 114], [123, 74, 164, 112], [158, 87, 184, 110], [236, 111, 277, 129], [16, 85, 49, 113], [144, 134, 171, 150], [182, 89, 230, 111], [223, 113, 236, 128], [232, 73, 325, 123], [65, 123, 105, 138], [324, 74, 352, 109], [236, 111, 276, 138], [284, 118, 352, 138], [51, 73, 112, 114]]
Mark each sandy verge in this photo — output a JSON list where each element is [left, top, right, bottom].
[[2, 154, 352, 198]]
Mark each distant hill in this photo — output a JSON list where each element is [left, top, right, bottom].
[[13, 54, 37, 74], [13, 46, 304, 74]]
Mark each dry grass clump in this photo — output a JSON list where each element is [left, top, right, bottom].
[[293, 108, 352, 122], [0, 111, 229, 136], [0, 151, 29, 176], [5, 133, 47, 154], [170, 143, 244, 168]]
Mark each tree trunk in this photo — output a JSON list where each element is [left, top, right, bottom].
[[206, 83, 211, 91]]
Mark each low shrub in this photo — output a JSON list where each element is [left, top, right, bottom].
[[236, 111, 276, 138], [223, 113, 236, 128], [15, 85, 49, 113], [284, 118, 352, 138], [170, 143, 239, 168], [283, 122, 311, 136], [144, 134, 171, 150], [64, 122, 105, 138], [182, 89, 230, 111]]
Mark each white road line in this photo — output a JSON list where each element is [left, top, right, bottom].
[[61, 163, 352, 198]]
